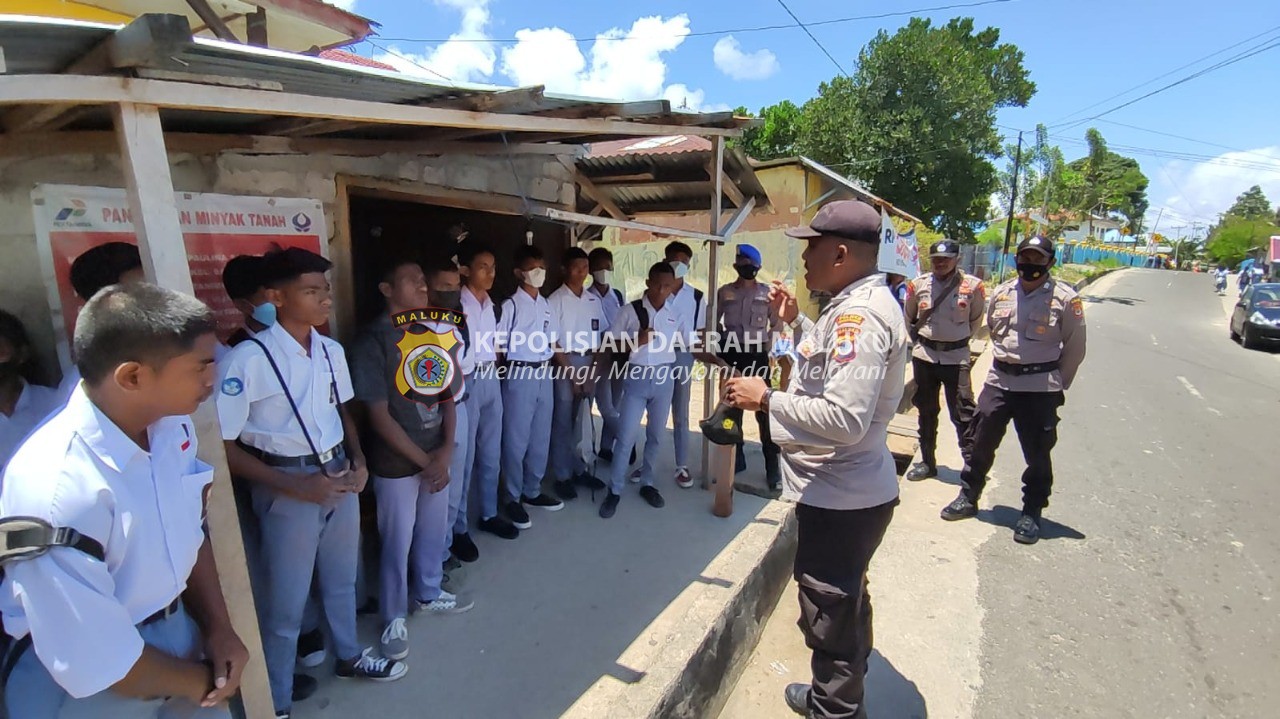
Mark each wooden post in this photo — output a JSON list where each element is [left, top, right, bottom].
[[702, 138, 736, 513], [113, 102, 273, 719]]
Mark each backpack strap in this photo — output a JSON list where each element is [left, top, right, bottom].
[[612, 288, 623, 306], [631, 298, 649, 331]]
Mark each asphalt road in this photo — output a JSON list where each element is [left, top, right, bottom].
[[973, 268, 1280, 718]]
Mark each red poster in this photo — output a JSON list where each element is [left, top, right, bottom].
[[33, 185, 327, 369]]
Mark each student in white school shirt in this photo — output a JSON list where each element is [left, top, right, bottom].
[[216, 248, 403, 719], [587, 247, 628, 468], [663, 240, 709, 489], [1, 283, 248, 719], [56, 242, 147, 402], [495, 244, 569, 531], [0, 310, 61, 473], [547, 247, 607, 499]]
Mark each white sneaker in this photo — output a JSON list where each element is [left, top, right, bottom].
[[675, 467, 693, 488], [380, 617, 409, 661], [629, 467, 643, 484], [416, 590, 475, 616]]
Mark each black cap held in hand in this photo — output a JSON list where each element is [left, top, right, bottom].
[[785, 200, 881, 244]]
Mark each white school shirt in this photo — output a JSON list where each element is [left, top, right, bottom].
[[549, 284, 606, 352], [56, 367, 82, 404], [607, 295, 688, 366], [460, 286, 499, 365], [0, 381, 62, 472], [0, 387, 212, 699], [215, 321, 354, 457], [497, 288, 560, 362], [669, 281, 708, 348], [590, 283, 625, 328]]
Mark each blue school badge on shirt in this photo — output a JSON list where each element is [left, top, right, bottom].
[[221, 378, 244, 396]]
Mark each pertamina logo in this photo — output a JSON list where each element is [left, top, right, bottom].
[[393, 308, 464, 407], [54, 200, 88, 222]]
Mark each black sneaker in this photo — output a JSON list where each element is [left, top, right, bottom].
[[523, 493, 565, 512], [478, 515, 519, 539], [554, 479, 578, 500], [639, 485, 665, 509], [905, 462, 937, 481], [506, 500, 532, 529], [1014, 514, 1040, 545], [335, 648, 407, 682], [573, 471, 606, 490], [292, 674, 318, 703], [296, 628, 326, 668], [450, 532, 479, 563], [784, 682, 811, 715], [599, 492, 620, 519], [940, 492, 978, 521]]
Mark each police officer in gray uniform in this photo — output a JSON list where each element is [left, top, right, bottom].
[[715, 243, 783, 489], [904, 240, 986, 480], [940, 236, 1087, 545], [725, 200, 908, 719]]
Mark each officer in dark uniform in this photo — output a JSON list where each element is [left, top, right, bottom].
[[904, 240, 985, 480], [940, 236, 1087, 544]]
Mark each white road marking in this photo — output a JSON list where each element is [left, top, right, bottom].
[[1150, 334, 1159, 346], [1177, 375, 1204, 400], [1208, 407, 1223, 416]]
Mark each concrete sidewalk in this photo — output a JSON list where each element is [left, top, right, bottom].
[[292, 433, 794, 719]]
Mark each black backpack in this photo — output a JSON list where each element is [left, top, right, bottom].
[[614, 299, 650, 366]]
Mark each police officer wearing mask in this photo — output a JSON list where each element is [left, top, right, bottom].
[[940, 236, 1087, 545], [904, 240, 985, 480], [725, 200, 908, 719], [715, 244, 783, 489]]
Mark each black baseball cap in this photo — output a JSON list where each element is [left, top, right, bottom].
[[1017, 236, 1055, 258], [785, 200, 881, 243], [929, 240, 959, 258]]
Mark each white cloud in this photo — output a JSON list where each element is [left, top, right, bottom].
[[1147, 146, 1280, 233], [372, 0, 495, 83], [713, 36, 779, 81], [327, 0, 359, 10]]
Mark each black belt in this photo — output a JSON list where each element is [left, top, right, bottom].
[[919, 337, 970, 351], [473, 360, 496, 370], [507, 360, 548, 368], [454, 391, 468, 405], [241, 442, 343, 468], [994, 359, 1060, 376], [141, 597, 183, 627]]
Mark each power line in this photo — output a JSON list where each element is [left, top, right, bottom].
[[773, 0, 849, 77], [372, 0, 1015, 45], [1049, 35, 1280, 131], [1052, 135, 1280, 173], [362, 38, 457, 85], [1047, 24, 1280, 126], [1093, 119, 1277, 162]]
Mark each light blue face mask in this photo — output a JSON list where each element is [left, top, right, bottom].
[[251, 301, 277, 327]]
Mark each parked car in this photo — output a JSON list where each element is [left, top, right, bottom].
[[1230, 283, 1280, 349]]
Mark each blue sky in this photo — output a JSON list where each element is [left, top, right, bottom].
[[337, 0, 1280, 236]]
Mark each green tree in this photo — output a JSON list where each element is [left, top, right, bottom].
[[796, 17, 1035, 241], [1206, 217, 1280, 267], [730, 101, 801, 161], [1060, 128, 1149, 233], [1224, 185, 1272, 220]]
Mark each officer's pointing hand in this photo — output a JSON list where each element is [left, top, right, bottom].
[[768, 281, 798, 325], [725, 376, 769, 412]]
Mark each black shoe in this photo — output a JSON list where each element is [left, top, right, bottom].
[[639, 485, 665, 508], [554, 479, 578, 500], [450, 532, 479, 563], [505, 500, 533, 529], [442, 555, 462, 572], [598, 448, 615, 463], [292, 673, 317, 703], [1014, 514, 1040, 544], [940, 492, 978, 521], [523, 492, 565, 512], [478, 515, 519, 539], [735, 447, 747, 474], [297, 628, 326, 668], [573, 471, 606, 490], [906, 461, 937, 481], [334, 648, 407, 682], [599, 492, 620, 519], [784, 683, 811, 715]]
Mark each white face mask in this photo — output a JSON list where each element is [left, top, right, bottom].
[[524, 267, 547, 289], [670, 260, 689, 279], [592, 269, 612, 286]]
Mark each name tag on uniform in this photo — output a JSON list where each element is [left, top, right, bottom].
[[592, 319, 600, 331]]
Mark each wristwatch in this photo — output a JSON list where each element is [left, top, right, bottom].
[[762, 389, 774, 412]]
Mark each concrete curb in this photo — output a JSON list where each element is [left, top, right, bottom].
[[562, 500, 799, 719], [1072, 265, 1127, 292]]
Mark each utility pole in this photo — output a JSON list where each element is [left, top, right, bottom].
[[999, 131, 1024, 280], [1172, 225, 1186, 267]]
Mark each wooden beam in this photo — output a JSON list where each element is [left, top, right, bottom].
[[0, 75, 742, 138], [112, 101, 273, 719], [707, 161, 745, 208], [0, 130, 583, 159], [344, 175, 564, 217], [185, 0, 241, 43], [592, 172, 656, 185], [702, 135, 727, 491], [134, 68, 284, 92], [719, 196, 757, 238], [246, 7, 268, 47], [571, 172, 627, 221], [540, 208, 728, 245]]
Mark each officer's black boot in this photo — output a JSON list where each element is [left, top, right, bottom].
[[1014, 508, 1041, 544], [763, 444, 782, 491], [905, 447, 937, 481], [940, 487, 979, 521], [735, 442, 747, 474]]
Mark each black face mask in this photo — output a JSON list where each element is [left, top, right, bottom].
[[1016, 262, 1049, 282], [735, 265, 760, 280], [431, 290, 463, 310]]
